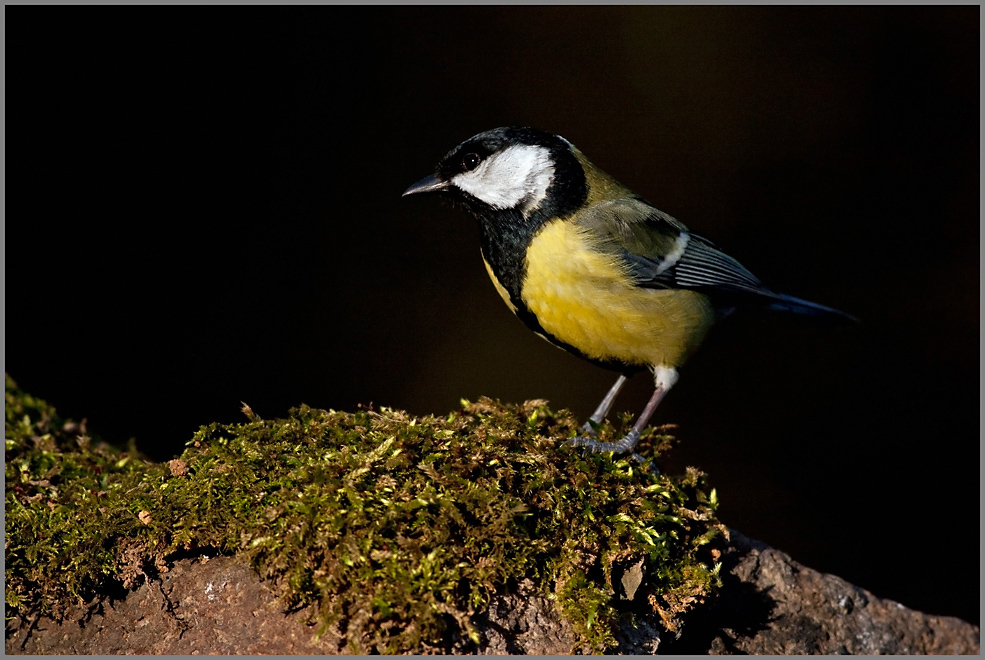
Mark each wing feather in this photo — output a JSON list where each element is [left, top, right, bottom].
[[572, 196, 855, 320], [576, 197, 769, 296]]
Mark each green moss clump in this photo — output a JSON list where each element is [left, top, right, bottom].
[[5, 374, 158, 620], [5, 375, 723, 653]]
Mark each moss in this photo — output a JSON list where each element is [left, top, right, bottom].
[[5, 374, 724, 653]]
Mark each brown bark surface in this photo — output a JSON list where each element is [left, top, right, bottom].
[[6, 531, 978, 655]]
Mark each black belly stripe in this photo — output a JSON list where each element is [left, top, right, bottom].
[[477, 211, 555, 340]]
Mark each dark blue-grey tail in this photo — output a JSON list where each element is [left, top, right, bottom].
[[766, 292, 858, 323]]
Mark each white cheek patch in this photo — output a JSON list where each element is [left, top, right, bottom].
[[452, 144, 555, 214]]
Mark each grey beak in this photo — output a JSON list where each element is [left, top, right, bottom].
[[402, 174, 449, 197]]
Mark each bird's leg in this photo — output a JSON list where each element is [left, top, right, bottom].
[[580, 373, 629, 436], [564, 366, 678, 455]]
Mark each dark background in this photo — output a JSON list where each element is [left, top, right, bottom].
[[7, 8, 979, 624]]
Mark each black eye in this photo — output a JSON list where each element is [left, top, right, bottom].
[[462, 152, 480, 171]]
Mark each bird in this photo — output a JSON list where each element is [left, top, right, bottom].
[[403, 127, 855, 459]]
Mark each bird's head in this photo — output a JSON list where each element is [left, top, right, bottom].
[[403, 127, 588, 220]]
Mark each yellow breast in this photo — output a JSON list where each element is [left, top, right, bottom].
[[518, 218, 715, 369]]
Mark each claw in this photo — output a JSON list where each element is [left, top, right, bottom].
[[630, 453, 661, 475], [562, 434, 661, 473], [563, 429, 641, 454]]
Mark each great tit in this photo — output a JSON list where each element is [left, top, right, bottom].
[[403, 127, 854, 457]]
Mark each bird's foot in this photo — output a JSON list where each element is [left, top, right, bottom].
[[564, 429, 640, 454], [563, 430, 660, 474]]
